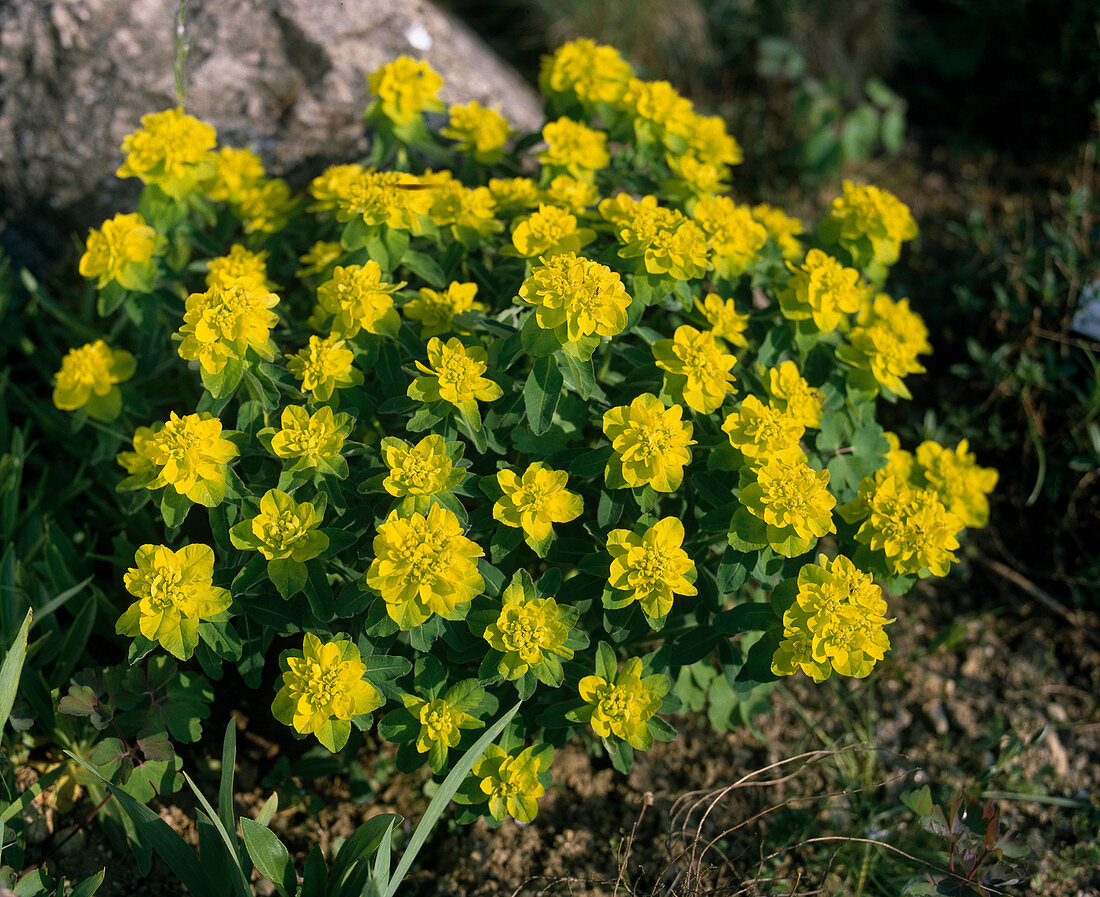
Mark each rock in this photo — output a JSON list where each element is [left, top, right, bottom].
[[0, 0, 543, 273]]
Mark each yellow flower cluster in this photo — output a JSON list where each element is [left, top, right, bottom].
[[267, 405, 353, 472], [493, 463, 583, 549], [204, 147, 296, 233], [404, 281, 485, 337], [366, 55, 445, 129], [116, 107, 216, 198], [537, 117, 610, 181], [177, 280, 280, 375], [364, 504, 484, 629], [272, 634, 382, 752], [603, 393, 695, 492], [721, 395, 805, 465], [751, 203, 804, 261], [692, 196, 768, 281], [120, 412, 239, 507], [117, 544, 231, 660], [286, 335, 362, 401], [442, 101, 512, 164], [821, 180, 918, 271], [511, 204, 595, 258], [652, 325, 737, 414], [739, 457, 837, 557], [408, 337, 502, 426], [52, 340, 136, 421], [473, 744, 550, 824], [484, 576, 576, 681], [205, 244, 274, 290], [838, 293, 932, 398], [606, 517, 696, 619], [779, 248, 864, 331], [381, 434, 464, 500], [315, 262, 403, 339], [697, 293, 750, 347], [517, 252, 632, 358], [579, 658, 667, 750], [309, 164, 432, 231], [423, 170, 502, 243], [79, 213, 164, 292], [609, 195, 709, 281], [766, 361, 824, 429], [772, 555, 893, 682], [403, 693, 482, 762], [539, 38, 634, 108], [229, 489, 328, 562]]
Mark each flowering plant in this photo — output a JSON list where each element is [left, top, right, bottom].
[[54, 39, 996, 828]]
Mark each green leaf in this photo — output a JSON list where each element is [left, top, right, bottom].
[[557, 351, 595, 400], [594, 642, 617, 681], [182, 772, 252, 897], [716, 546, 753, 595], [727, 507, 768, 551], [241, 818, 296, 897], [0, 609, 32, 733], [218, 719, 237, 841], [159, 488, 192, 529], [267, 558, 307, 600], [401, 250, 445, 288], [382, 702, 521, 897], [713, 602, 778, 636], [523, 356, 563, 436], [330, 814, 402, 890], [520, 313, 560, 358], [66, 752, 222, 897]]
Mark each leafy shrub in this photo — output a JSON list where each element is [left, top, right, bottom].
[[45, 40, 996, 835]]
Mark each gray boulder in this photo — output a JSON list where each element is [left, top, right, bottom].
[[0, 0, 544, 272]]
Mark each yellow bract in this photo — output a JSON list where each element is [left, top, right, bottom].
[[606, 517, 697, 619], [366, 56, 445, 128], [116, 107, 216, 198], [484, 577, 575, 679], [697, 293, 750, 348], [141, 412, 240, 507], [408, 337, 502, 423], [205, 244, 273, 290], [721, 395, 805, 465], [315, 262, 403, 339], [116, 544, 231, 660], [381, 434, 463, 498], [511, 204, 595, 258], [229, 489, 328, 562], [603, 394, 695, 492], [272, 634, 382, 752], [579, 657, 667, 750], [766, 361, 824, 429], [740, 457, 837, 556], [442, 101, 512, 164], [772, 555, 893, 682], [493, 463, 583, 542], [52, 340, 136, 421], [691, 196, 767, 281], [473, 744, 549, 823], [78, 213, 163, 291], [652, 325, 737, 414], [286, 335, 362, 401], [404, 281, 485, 337], [178, 280, 280, 374], [539, 38, 634, 108], [779, 248, 864, 331], [537, 117, 610, 181], [268, 405, 353, 470], [364, 504, 484, 629]]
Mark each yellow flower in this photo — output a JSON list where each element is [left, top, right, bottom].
[[618, 79, 695, 151], [116, 425, 158, 488], [441, 100, 512, 163], [857, 293, 931, 357], [178, 280, 280, 375], [404, 281, 486, 337], [408, 337, 502, 425], [661, 152, 731, 204], [652, 325, 737, 415], [579, 657, 667, 750], [537, 117, 610, 181], [766, 361, 824, 429], [603, 393, 695, 492], [511, 204, 595, 258], [837, 321, 927, 398], [145, 412, 240, 507], [205, 244, 273, 290], [517, 252, 632, 359], [204, 147, 265, 203], [697, 293, 750, 348], [615, 200, 709, 281], [913, 441, 998, 529], [229, 489, 328, 562], [484, 574, 576, 681], [488, 177, 541, 216], [402, 694, 483, 759], [493, 463, 583, 545], [286, 335, 363, 401], [606, 517, 697, 619], [297, 241, 344, 279], [473, 744, 550, 823], [310, 165, 432, 231], [78, 213, 164, 292], [366, 55, 445, 128], [779, 248, 864, 331], [424, 171, 502, 242], [820, 180, 917, 270], [364, 504, 484, 629], [691, 196, 768, 281], [750, 203, 804, 261], [840, 475, 962, 577], [271, 633, 383, 752], [542, 175, 600, 213], [771, 554, 893, 682], [721, 395, 805, 465], [116, 107, 217, 198], [739, 457, 837, 556], [52, 340, 136, 421], [315, 262, 403, 339], [380, 434, 464, 498], [539, 38, 634, 108], [116, 544, 231, 660], [231, 177, 298, 234], [683, 113, 743, 167], [268, 405, 353, 472]]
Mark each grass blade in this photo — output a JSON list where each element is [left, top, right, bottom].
[[0, 608, 32, 732]]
